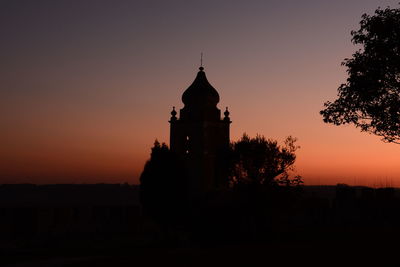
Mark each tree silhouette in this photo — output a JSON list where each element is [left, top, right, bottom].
[[139, 140, 187, 225], [229, 134, 302, 189], [320, 5, 400, 144]]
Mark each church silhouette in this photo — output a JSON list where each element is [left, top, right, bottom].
[[169, 66, 231, 194]]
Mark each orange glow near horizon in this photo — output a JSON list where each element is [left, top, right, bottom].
[[1, 1, 400, 186]]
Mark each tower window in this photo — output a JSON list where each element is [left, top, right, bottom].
[[185, 136, 190, 154]]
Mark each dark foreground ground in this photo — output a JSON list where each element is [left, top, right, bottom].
[[3, 227, 400, 267], [2, 184, 400, 266]]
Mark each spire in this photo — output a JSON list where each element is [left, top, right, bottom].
[[200, 52, 203, 71]]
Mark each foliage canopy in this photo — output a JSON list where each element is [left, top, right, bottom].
[[320, 6, 400, 144], [229, 134, 303, 189], [139, 140, 186, 223]]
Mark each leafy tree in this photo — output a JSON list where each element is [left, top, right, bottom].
[[229, 134, 302, 189], [139, 140, 186, 224], [320, 6, 400, 144]]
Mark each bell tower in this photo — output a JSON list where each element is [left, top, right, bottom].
[[169, 66, 231, 194]]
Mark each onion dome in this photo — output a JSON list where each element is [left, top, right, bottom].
[[182, 67, 220, 107], [179, 67, 222, 121]]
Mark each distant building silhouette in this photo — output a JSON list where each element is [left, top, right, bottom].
[[169, 67, 231, 194]]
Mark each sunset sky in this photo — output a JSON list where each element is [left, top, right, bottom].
[[1, 0, 399, 186]]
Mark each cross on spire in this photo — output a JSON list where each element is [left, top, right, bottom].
[[199, 52, 204, 71]]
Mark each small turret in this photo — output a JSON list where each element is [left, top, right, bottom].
[[224, 107, 230, 122], [170, 106, 177, 122]]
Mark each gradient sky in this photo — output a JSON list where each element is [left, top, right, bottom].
[[1, 0, 399, 186]]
